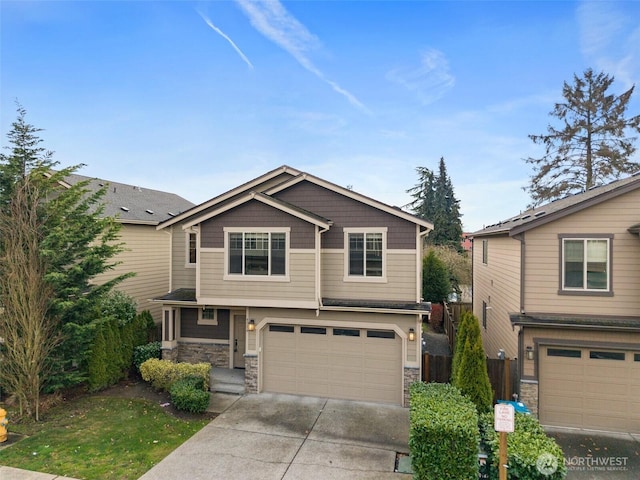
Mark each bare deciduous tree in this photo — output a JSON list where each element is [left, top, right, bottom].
[[0, 175, 61, 420]]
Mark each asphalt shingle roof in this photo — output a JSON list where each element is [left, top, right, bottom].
[[64, 173, 194, 224]]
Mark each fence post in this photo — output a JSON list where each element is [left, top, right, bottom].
[[503, 358, 511, 400], [423, 353, 430, 383]]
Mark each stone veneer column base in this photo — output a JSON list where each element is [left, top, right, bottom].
[[244, 355, 258, 394], [519, 379, 539, 418], [161, 346, 178, 362], [176, 342, 229, 368], [403, 367, 420, 407]]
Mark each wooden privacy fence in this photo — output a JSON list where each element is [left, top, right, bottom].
[[442, 301, 472, 354], [422, 354, 519, 404]]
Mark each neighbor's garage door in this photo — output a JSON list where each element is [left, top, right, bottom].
[[262, 324, 402, 405], [539, 345, 640, 432]]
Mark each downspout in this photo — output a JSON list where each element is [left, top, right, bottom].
[[316, 223, 332, 316], [514, 231, 526, 400]]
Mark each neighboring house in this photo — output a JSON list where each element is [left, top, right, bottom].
[[472, 173, 640, 433], [461, 232, 473, 252], [155, 165, 432, 406], [62, 174, 195, 321]]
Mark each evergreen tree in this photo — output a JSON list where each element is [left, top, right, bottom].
[[408, 157, 463, 250], [525, 68, 640, 206], [0, 104, 132, 394], [452, 311, 493, 413], [422, 249, 451, 303], [450, 310, 473, 385]]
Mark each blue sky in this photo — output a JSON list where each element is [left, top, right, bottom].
[[2, 1, 639, 232]]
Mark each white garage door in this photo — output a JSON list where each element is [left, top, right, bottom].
[[539, 345, 640, 432], [262, 324, 402, 405]]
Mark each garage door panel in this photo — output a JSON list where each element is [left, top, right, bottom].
[[263, 324, 402, 405], [540, 345, 640, 432]]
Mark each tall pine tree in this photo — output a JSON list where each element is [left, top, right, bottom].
[[408, 157, 463, 250], [525, 68, 640, 206]]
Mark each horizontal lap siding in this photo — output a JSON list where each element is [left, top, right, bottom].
[[171, 225, 196, 290], [199, 251, 316, 301], [321, 251, 417, 302], [473, 235, 521, 359], [94, 224, 170, 322], [525, 189, 640, 315]]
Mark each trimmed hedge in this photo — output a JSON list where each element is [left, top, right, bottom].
[[133, 342, 161, 372], [170, 375, 210, 413], [480, 412, 566, 479], [139, 358, 210, 391], [410, 382, 480, 480]]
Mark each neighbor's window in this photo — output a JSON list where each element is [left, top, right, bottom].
[[482, 239, 488, 264], [227, 231, 287, 276], [345, 228, 386, 279], [562, 237, 610, 292], [187, 232, 197, 266], [482, 301, 487, 330]]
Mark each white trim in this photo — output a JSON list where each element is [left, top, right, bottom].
[[181, 191, 331, 231], [197, 297, 320, 309], [198, 307, 218, 326], [177, 337, 230, 345], [343, 228, 387, 282], [387, 249, 417, 255], [157, 165, 301, 230], [223, 228, 291, 280], [321, 305, 430, 315], [200, 247, 224, 253]]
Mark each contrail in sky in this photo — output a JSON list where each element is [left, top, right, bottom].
[[197, 10, 254, 70]]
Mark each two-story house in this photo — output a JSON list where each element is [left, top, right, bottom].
[[63, 174, 194, 321], [154, 166, 432, 406], [472, 173, 640, 433]]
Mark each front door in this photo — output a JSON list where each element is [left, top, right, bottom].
[[233, 314, 246, 368]]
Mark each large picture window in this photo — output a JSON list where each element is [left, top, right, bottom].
[[344, 229, 386, 279], [561, 237, 610, 292], [227, 231, 287, 276]]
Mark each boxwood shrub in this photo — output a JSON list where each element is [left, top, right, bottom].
[[133, 342, 161, 372], [410, 382, 480, 480], [170, 376, 210, 413], [480, 412, 566, 479], [139, 358, 210, 391]]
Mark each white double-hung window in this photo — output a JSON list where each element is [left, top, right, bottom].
[[344, 228, 386, 281], [561, 236, 611, 293], [225, 228, 289, 279]]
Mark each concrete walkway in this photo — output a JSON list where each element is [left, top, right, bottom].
[[0, 467, 78, 480], [139, 393, 411, 480]]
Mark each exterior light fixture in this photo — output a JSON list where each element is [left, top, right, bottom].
[[408, 328, 416, 342], [248, 319, 256, 332], [525, 346, 534, 361]]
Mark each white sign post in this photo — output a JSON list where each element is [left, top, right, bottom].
[[494, 403, 515, 480]]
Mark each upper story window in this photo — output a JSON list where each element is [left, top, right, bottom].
[[186, 232, 197, 267], [482, 239, 488, 264], [561, 236, 611, 293], [344, 228, 386, 281], [225, 229, 289, 278]]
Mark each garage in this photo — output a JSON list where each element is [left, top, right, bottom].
[[539, 345, 640, 432], [262, 324, 402, 405]]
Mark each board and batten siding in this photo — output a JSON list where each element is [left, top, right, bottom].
[[523, 188, 640, 316], [473, 234, 521, 359], [321, 250, 417, 302], [198, 250, 317, 303], [93, 224, 171, 322], [170, 225, 196, 290]]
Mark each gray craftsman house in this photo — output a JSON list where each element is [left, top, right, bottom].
[[154, 166, 432, 406]]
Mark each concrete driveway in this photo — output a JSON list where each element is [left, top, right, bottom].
[[547, 427, 640, 480], [139, 393, 410, 480]]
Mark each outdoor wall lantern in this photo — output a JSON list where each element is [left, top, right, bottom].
[[408, 328, 416, 342], [525, 346, 534, 360], [248, 319, 256, 332]]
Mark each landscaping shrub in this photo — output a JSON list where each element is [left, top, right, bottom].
[[409, 382, 479, 480], [170, 377, 210, 413], [88, 318, 127, 391], [480, 412, 566, 480], [140, 358, 210, 391], [133, 342, 161, 372]]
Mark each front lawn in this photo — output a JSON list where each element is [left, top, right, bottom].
[[0, 393, 210, 479]]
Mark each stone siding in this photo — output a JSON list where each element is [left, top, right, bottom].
[[403, 367, 420, 407], [161, 346, 178, 362], [177, 342, 229, 368], [520, 379, 539, 418], [244, 355, 258, 394]]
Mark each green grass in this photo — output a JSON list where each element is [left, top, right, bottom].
[[0, 396, 210, 479]]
